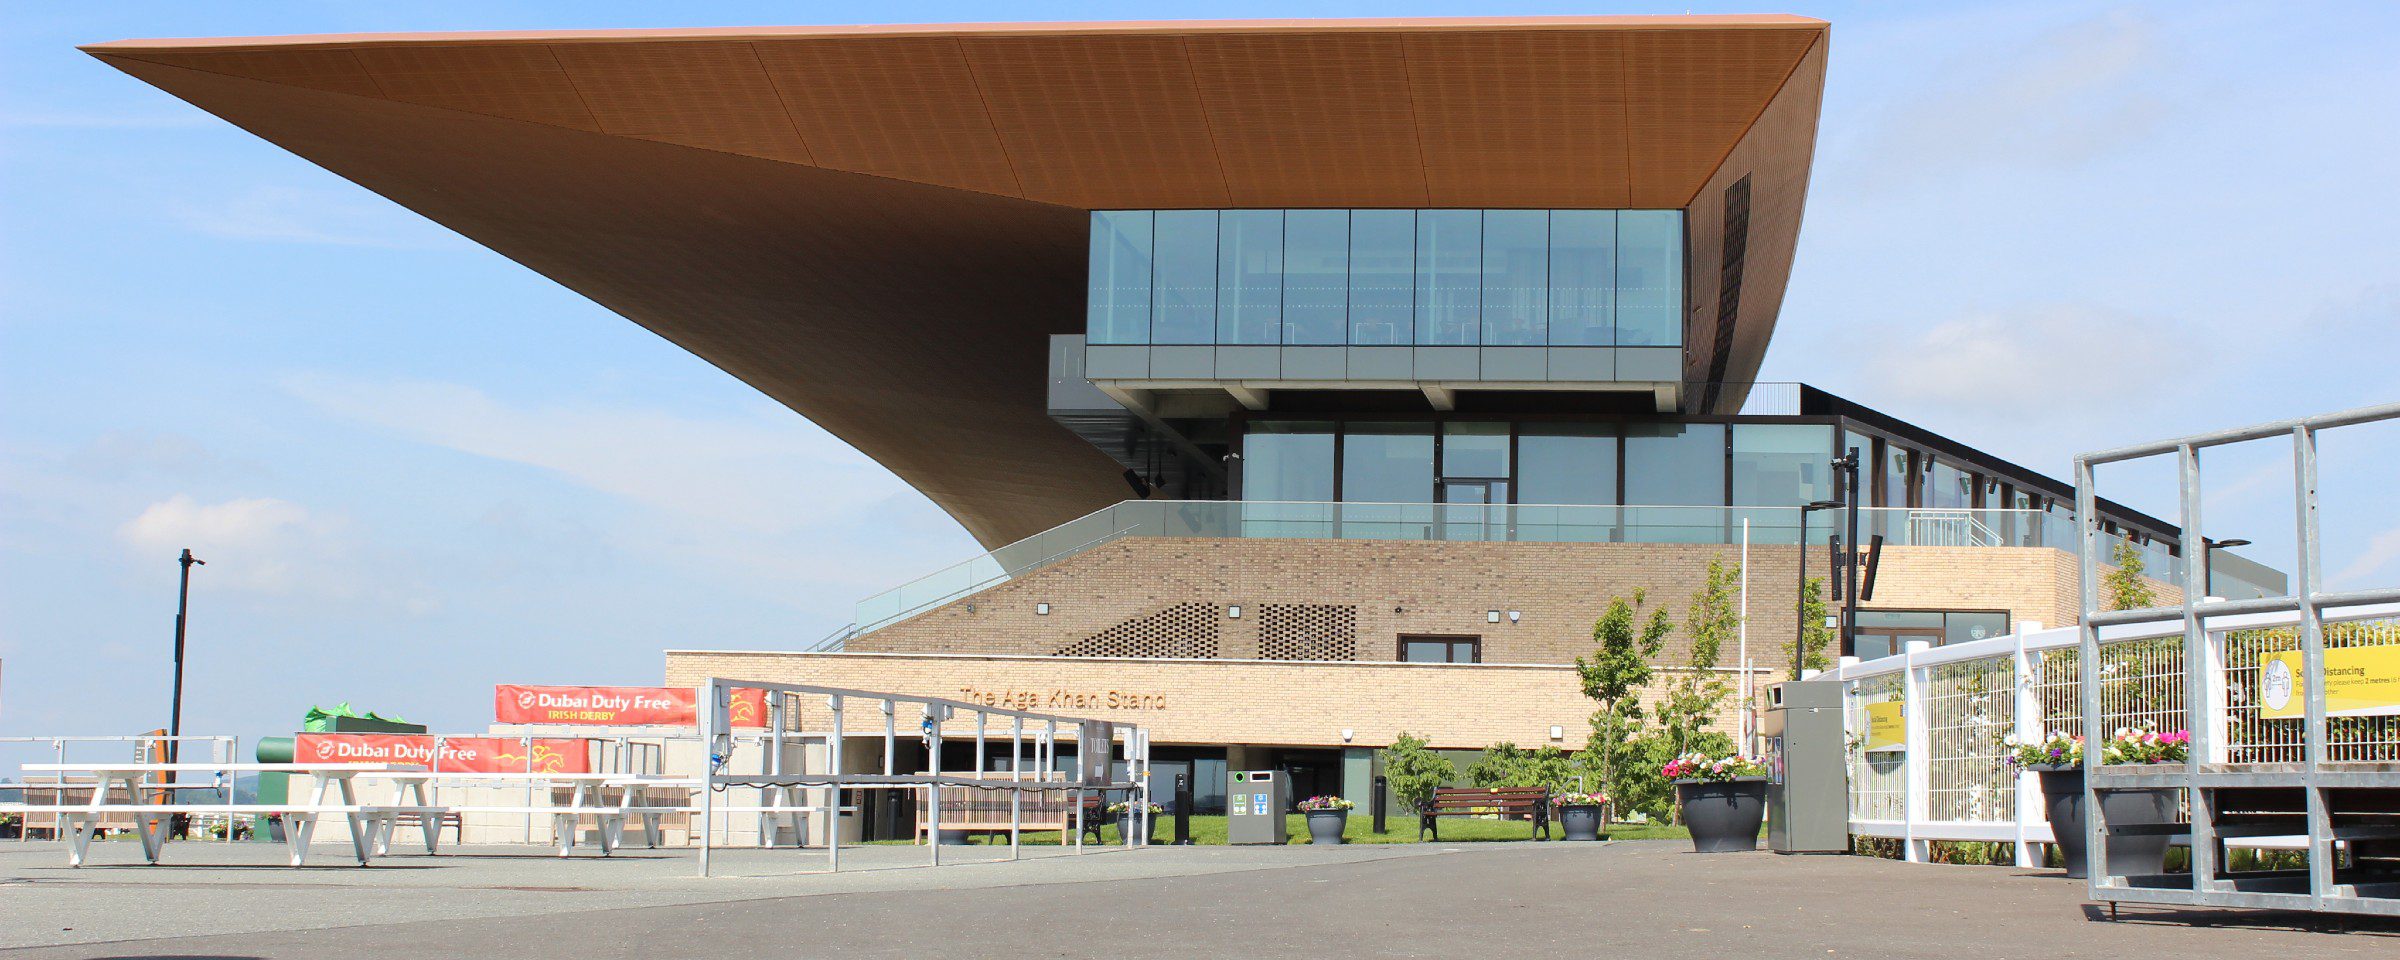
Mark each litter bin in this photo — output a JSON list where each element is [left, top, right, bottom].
[[1227, 770, 1288, 845]]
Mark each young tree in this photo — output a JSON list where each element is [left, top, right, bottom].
[[2104, 540, 2159, 611], [1378, 732, 1457, 814], [1783, 576, 1834, 680], [1658, 558, 1740, 755], [1576, 592, 1674, 818]]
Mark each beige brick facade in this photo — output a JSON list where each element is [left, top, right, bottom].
[[663, 648, 1740, 751], [661, 538, 2173, 752]]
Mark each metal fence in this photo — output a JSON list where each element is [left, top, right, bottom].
[[1821, 603, 2400, 865]]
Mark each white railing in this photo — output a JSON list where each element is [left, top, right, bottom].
[[1821, 602, 2400, 864]]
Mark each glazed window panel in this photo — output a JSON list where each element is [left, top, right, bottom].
[[1614, 210, 1683, 347], [1517, 425, 1618, 506], [1414, 210, 1482, 345], [1732, 424, 1833, 506], [1348, 209, 1415, 345], [1624, 422, 1726, 507], [1149, 209, 1219, 344], [1241, 421, 1336, 502], [1548, 210, 1616, 345], [1086, 211, 1153, 344], [1480, 209, 1547, 346], [1341, 422, 1435, 503], [1283, 210, 1350, 345], [1216, 209, 1284, 345]]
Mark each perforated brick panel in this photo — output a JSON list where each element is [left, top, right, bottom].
[[1053, 602, 1221, 659], [1257, 603, 1358, 661]]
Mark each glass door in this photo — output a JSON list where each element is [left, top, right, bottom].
[[1438, 479, 1505, 541]]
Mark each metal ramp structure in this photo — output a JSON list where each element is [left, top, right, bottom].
[[2074, 401, 2400, 916]]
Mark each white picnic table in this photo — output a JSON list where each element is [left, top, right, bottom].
[[366, 771, 700, 857], [21, 762, 431, 867]]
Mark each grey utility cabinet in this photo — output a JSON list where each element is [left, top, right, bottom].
[[1766, 680, 1850, 854]]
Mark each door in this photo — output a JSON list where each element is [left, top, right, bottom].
[[1438, 479, 1506, 541]]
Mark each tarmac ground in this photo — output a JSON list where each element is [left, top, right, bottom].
[[3, 837, 2396, 958]]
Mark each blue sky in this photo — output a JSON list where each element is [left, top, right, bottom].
[[4, 1, 2397, 757]]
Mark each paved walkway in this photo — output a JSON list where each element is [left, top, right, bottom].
[[4, 839, 2394, 957]]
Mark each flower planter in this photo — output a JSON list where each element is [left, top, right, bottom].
[[1557, 804, 1608, 842], [2033, 766, 2177, 880], [1306, 810, 1349, 845], [1675, 778, 1767, 853], [1117, 814, 1157, 845]]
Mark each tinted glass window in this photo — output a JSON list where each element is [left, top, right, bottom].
[[1348, 210, 1414, 345], [1150, 210, 1217, 344], [1415, 211, 1481, 345], [1242, 421, 1335, 501], [1480, 210, 1547, 346], [1624, 423, 1726, 507], [1944, 612, 2010, 645], [1442, 422, 1510, 479], [1216, 210, 1283, 345], [1518, 426, 1618, 505], [1283, 210, 1349, 345], [1615, 211, 1682, 346], [1087, 211, 1152, 344], [1548, 210, 1616, 345], [1341, 422, 1434, 503], [1732, 425, 1832, 506], [1924, 457, 1973, 509]]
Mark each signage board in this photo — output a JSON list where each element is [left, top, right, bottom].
[[294, 733, 591, 773], [2261, 646, 2400, 719], [493, 685, 767, 728], [1863, 701, 1906, 753]]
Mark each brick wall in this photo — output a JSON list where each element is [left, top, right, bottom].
[[846, 538, 2149, 666], [663, 648, 1746, 750]]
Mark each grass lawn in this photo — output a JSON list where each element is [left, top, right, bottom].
[[881, 814, 1692, 846]]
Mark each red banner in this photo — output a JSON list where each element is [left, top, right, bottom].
[[492, 684, 767, 728], [294, 734, 592, 773]]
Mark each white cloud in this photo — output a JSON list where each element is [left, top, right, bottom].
[[1857, 8, 2177, 174], [2330, 525, 2400, 590], [115, 494, 342, 596], [168, 185, 463, 249], [1862, 304, 2194, 413], [281, 375, 979, 603]]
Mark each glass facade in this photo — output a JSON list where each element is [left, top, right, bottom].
[[1087, 209, 1684, 348], [1242, 421, 1335, 501], [1517, 425, 1618, 506], [1240, 419, 1834, 511], [1341, 422, 1435, 503]]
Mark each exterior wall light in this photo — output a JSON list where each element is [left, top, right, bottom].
[[1486, 610, 1501, 623], [1227, 604, 1241, 618], [1549, 725, 1566, 741], [1036, 602, 1051, 615], [1341, 728, 1354, 743], [1507, 610, 1521, 623]]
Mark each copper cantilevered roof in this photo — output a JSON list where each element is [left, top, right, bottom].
[[86, 16, 1828, 548]]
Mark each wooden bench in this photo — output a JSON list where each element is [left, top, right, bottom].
[[1420, 786, 1551, 841]]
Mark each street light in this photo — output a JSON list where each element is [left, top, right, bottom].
[[168, 548, 204, 837], [1796, 499, 1844, 679], [2203, 537, 2252, 598], [169, 548, 204, 764]]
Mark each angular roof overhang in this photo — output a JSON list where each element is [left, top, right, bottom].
[[87, 16, 1828, 547]]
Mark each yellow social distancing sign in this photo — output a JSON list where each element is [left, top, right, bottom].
[[1864, 701, 1905, 752], [2260, 645, 2400, 719]]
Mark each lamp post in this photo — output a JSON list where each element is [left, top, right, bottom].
[[2202, 537, 2251, 599], [1833, 449, 1862, 661], [169, 549, 205, 763], [1796, 499, 1844, 679]]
